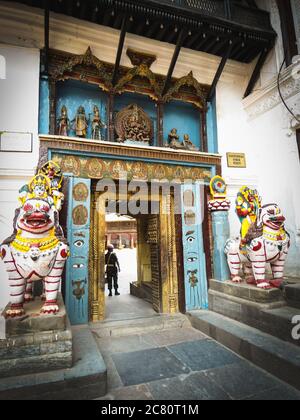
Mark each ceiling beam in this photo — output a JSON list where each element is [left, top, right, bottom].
[[112, 16, 128, 86], [207, 42, 233, 102], [244, 47, 270, 98], [162, 29, 187, 96]]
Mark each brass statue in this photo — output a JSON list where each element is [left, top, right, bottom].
[[166, 130, 199, 151], [57, 105, 70, 137], [91, 105, 106, 141], [72, 106, 88, 138], [115, 104, 153, 144], [167, 128, 184, 149], [183, 134, 199, 151]]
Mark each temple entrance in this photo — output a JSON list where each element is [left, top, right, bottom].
[[88, 180, 181, 322], [104, 213, 157, 321], [62, 166, 211, 325]]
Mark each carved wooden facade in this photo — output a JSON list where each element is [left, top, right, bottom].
[[46, 47, 210, 149]]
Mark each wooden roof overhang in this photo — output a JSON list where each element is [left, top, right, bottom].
[[13, 0, 277, 98], [15, 0, 276, 63]]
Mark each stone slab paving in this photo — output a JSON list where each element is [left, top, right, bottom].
[[95, 327, 300, 401]]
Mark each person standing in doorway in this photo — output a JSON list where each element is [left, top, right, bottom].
[[105, 244, 121, 297]]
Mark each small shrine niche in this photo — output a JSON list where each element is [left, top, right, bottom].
[[56, 79, 108, 140]]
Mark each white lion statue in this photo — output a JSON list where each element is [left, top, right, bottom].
[[225, 203, 290, 290], [0, 171, 69, 317]]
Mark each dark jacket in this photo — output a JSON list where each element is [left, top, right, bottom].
[[105, 252, 120, 274]]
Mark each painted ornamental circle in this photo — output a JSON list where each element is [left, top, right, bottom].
[[72, 205, 89, 226], [73, 183, 89, 202], [86, 158, 105, 179]]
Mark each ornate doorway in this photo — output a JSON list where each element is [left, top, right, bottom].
[[88, 182, 180, 322]]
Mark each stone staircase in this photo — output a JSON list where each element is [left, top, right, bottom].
[[188, 310, 300, 391], [207, 279, 300, 347], [188, 278, 300, 391]]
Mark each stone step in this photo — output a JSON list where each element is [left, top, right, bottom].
[[260, 306, 300, 345], [209, 279, 283, 304], [188, 310, 300, 391], [208, 288, 300, 346], [0, 319, 73, 378], [284, 283, 300, 309], [91, 313, 191, 338], [3, 295, 67, 337], [0, 326, 107, 400]]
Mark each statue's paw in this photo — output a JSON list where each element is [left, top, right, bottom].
[[269, 279, 283, 289], [41, 304, 59, 315], [246, 276, 256, 285], [257, 282, 272, 290], [24, 294, 34, 303], [5, 308, 25, 318], [231, 276, 243, 283]]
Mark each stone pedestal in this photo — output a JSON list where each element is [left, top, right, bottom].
[[0, 294, 73, 379], [0, 295, 107, 400]]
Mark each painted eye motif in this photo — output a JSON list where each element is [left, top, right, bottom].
[[74, 240, 84, 248], [188, 257, 198, 262], [187, 236, 195, 244], [24, 203, 33, 212], [73, 263, 85, 269]]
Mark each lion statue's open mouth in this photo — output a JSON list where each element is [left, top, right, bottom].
[[265, 215, 285, 230], [22, 212, 50, 229]]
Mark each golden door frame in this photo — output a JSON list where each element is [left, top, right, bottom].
[[88, 185, 179, 322]]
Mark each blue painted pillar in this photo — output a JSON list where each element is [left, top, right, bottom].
[[208, 176, 231, 281], [211, 211, 231, 281], [39, 77, 50, 135]]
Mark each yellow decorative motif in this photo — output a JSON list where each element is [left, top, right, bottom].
[[236, 186, 262, 250], [11, 229, 59, 253]]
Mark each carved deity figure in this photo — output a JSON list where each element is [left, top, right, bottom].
[[115, 104, 153, 144], [39, 161, 64, 212], [167, 128, 184, 149], [91, 105, 106, 141], [124, 106, 150, 142], [57, 105, 70, 137], [72, 106, 88, 138], [1, 168, 69, 317], [236, 186, 262, 252], [183, 134, 198, 151]]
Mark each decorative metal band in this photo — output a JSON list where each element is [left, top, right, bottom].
[[52, 153, 213, 183], [40, 136, 221, 173]]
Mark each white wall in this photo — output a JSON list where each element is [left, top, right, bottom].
[[0, 43, 40, 309], [217, 69, 300, 277]]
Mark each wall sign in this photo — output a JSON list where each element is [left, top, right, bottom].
[[227, 153, 246, 168], [0, 132, 33, 153]]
